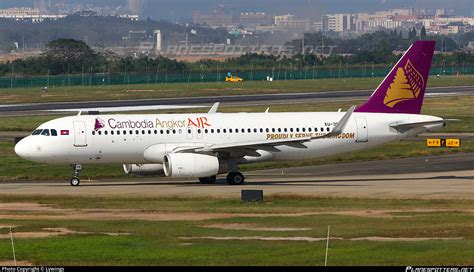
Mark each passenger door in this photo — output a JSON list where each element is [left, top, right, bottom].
[[73, 121, 88, 147]]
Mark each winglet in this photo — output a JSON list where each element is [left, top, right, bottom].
[[208, 102, 220, 114], [331, 105, 356, 135], [312, 105, 355, 139]]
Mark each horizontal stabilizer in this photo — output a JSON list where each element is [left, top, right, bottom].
[[390, 119, 458, 132]]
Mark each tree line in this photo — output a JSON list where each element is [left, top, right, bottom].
[[1, 33, 474, 77]]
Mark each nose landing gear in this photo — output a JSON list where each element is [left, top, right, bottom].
[[70, 164, 82, 186]]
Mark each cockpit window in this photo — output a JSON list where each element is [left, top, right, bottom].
[[41, 129, 50, 136], [51, 129, 58, 136], [32, 130, 42, 135]]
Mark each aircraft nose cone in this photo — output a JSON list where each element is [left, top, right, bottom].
[[15, 137, 31, 160]]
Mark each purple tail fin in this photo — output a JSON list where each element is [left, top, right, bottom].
[[355, 41, 435, 114]]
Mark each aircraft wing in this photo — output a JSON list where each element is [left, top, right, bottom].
[[175, 106, 356, 154]]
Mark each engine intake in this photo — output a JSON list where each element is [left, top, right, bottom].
[[164, 153, 226, 178], [123, 164, 164, 176]]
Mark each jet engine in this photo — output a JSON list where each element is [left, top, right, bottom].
[[123, 164, 164, 176], [163, 153, 227, 178]]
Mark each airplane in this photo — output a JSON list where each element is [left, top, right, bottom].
[[15, 40, 451, 186]]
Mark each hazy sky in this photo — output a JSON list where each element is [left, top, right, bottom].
[[1, 0, 473, 20]]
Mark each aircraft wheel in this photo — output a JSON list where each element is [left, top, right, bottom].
[[226, 172, 245, 185], [199, 176, 217, 184], [70, 178, 80, 187]]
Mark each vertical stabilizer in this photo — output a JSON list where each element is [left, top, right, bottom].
[[355, 41, 435, 114]]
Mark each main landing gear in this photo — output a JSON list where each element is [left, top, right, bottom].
[[70, 164, 82, 186], [198, 172, 246, 185], [226, 172, 245, 185]]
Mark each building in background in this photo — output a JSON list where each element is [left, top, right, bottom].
[[34, 0, 51, 14], [128, 0, 144, 16], [273, 14, 310, 30], [0, 7, 65, 22], [239, 12, 272, 29], [321, 14, 355, 32], [154, 30, 162, 52], [192, 11, 235, 28]]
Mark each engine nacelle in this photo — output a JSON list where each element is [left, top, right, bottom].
[[123, 164, 164, 176], [163, 153, 226, 178]]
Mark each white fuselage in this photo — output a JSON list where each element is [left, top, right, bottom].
[[15, 112, 443, 165]]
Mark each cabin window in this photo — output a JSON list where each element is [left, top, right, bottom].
[[198, 129, 202, 134], [188, 129, 191, 134], [290, 128, 294, 132], [32, 130, 42, 135], [296, 128, 300, 132], [98, 131, 102, 135], [41, 129, 50, 136], [217, 129, 221, 133], [117, 131, 121, 135], [272, 128, 275, 133], [223, 129, 227, 133], [111, 131, 114, 135], [308, 128, 312, 132], [104, 131, 108, 135], [278, 128, 281, 132], [229, 129, 233, 133], [92, 131, 96, 136], [327, 127, 330, 132]]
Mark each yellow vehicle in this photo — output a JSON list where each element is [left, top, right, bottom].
[[225, 75, 244, 82]]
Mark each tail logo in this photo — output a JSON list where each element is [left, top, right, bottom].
[[94, 117, 105, 131], [383, 60, 425, 108]]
